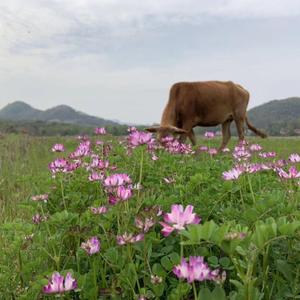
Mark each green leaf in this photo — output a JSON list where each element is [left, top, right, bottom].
[[219, 257, 231, 268], [211, 286, 227, 300], [161, 256, 174, 271]]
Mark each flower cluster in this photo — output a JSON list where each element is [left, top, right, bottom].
[[161, 137, 194, 155], [276, 166, 300, 179], [104, 173, 133, 205]]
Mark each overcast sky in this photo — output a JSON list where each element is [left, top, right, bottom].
[[0, 0, 300, 124]]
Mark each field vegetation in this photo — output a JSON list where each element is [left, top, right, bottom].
[[0, 131, 300, 299]]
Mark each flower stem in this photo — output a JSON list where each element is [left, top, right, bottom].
[[192, 281, 198, 300]]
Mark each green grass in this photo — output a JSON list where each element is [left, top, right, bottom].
[[0, 133, 300, 299]]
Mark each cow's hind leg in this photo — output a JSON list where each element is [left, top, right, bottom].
[[219, 120, 232, 151]]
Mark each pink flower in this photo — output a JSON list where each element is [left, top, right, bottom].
[[135, 217, 155, 232], [233, 148, 251, 161], [151, 154, 159, 161], [249, 144, 262, 152], [277, 166, 300, 179], [173, 256, 217, 283], [88, 172, 103, 182], [94, 127, 106, 135], [199, 145, 208, 152], [69, 140, 91, 158], [128, 130, 153, 147], [116, 233, 144, 245], [160, 204, 200, 236], [90, 206, 108, 214], [222, 167, 243, 180], [49, 158, 69, 175], [208, 148, 218, 155], [259, 151, 276, 159], [204, 131, 215, 139], [31, 194, 48, 202], [43, 272, 77, 294], [289, 153, 300, 163], [51, 144, 65, 152], [32, 214, 47, 224], [104, 174, 132, 187], [116, 186, 132, 201], [81, 237, 100, 255]]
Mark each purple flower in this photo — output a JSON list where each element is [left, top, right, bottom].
[[49, 158, 68, 175], [116, 186, 132, 201], [94, 127, 106, 135], [69, 140, 91, 158], [259, 151, 276, 159], [289, 153, 300, 163], [128, 130, 153, 147], [199, 145, 208, 152], [104, 174, 132, 187], [160, 204, 200, 236], [88, 172, 104, 182], [233, 147, 251, 161], [51, 144, 65, 152], [173, 256, 217, 283], [116, 233, 144, 245], [43, 272, 77, 294], [204, 131, 215, 139], [90, 206, 108, 214], [277, 166, 300, 179], [222, 167, 243, 180], [208, 148, 218, 155], [81, 237, 100, 255], [249, 144, 262, 152]]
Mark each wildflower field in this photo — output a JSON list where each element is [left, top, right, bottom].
[[0, 130, 300, 300]]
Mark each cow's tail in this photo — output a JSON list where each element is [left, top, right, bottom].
[[245, 116, 267, 138]]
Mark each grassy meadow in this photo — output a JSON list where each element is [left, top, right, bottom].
[[0, 132, 300, 299]]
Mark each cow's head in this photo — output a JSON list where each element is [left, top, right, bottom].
[[146, 126, 187, 142]]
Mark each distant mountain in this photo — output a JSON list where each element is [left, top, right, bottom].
[[0, 101, 121, 127], [247, 97, 300, 135]]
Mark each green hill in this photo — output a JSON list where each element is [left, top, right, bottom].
[[0, 101, 120, 127], [248, 97, 300, 135]]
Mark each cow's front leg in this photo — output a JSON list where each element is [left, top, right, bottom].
[[218, 120, 232, 151]]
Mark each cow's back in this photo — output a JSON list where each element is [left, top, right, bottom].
[[170, 81, 248, 126]]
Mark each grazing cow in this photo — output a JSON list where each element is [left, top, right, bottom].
[[146, 81, 266, 150]]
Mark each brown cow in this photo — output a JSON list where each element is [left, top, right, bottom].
[[146, 81, 266, 150]]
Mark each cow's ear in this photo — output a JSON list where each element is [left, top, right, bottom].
[[145, 127, 159, 133], [169, 126, 188, 134]]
